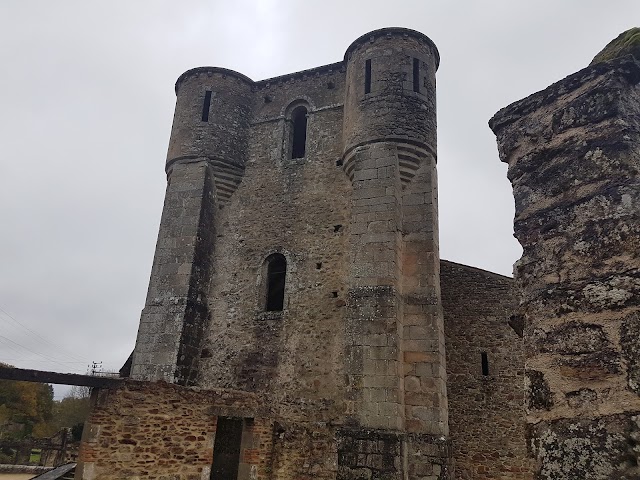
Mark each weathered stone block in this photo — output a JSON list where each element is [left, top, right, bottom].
[[491, 44, 640, 480]]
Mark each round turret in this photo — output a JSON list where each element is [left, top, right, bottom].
[[166, 67, 255, 175], [342, 28, 439, 158]]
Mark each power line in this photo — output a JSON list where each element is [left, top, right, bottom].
[[0, 333, 85, 373], [0, 304, 90, 363], [0, 304, 122, 376], [0, 303, 91, 364], [0, 335, 28, 359], [0, 325, 88, 370], [0, 320, 89, 368]]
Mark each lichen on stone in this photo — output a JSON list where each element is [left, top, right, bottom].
[[590, 27, 640, 65], [621, 312, 640, 396], [526, 370, 554, 411]]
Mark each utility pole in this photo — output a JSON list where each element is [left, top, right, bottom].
[[88, 361, 102, 376]]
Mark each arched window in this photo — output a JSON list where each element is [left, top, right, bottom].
[[290, 106, 308, 159], [265, 254, 287, 311]]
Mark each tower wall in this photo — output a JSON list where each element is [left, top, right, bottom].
[[341, 29, 446, 437], [337, 28, 451, 480], [342, 31, 437, 153], [196, 68, 352, 410], [168, 68, 254, 170], [130, 69, 254, 384], [490, 56, 640, 479]]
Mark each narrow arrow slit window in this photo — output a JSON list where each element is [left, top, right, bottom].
[[291, 106, 308, 159], [265, 254, 287, 311], [202, 90, 212, 122]]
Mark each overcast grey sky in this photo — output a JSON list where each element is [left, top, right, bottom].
[[0, 1, 636, 395]]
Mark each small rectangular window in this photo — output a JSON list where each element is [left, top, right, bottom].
[[481, 352, 489, 376], [211, 417, 243, 480], [365, 59, 372, 94], [413, 58, 420, 93], [202, 90, 212, 122]]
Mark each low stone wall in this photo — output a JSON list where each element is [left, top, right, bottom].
[[76, 380, 454, 479], [76, 380, 349, 480], [76, 381, 276, 480]]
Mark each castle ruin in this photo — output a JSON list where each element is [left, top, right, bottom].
[[72, 27, 640, 480]]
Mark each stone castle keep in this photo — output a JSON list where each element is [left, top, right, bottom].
[[73, 27, 640, 479]]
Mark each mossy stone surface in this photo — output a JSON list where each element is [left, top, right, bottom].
[[591, 27, 640, 65]]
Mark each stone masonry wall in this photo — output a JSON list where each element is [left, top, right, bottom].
[[341, 28, 447, 439], [198, 68, 352, 416], [441, 260, 533, 480], [131, 67, 255, 384], [76, 381, 452, 480], [490, 55, 640, 479], [75, 381, 341, 480], [90, 26, 557, 478], [130, 161, 216, 385]]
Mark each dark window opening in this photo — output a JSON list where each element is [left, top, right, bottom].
[[336, 159, 344, 167], [413, 58, 420, 93], [266, 254, 287, 311], [365, 59, 372, 94], [481, 352, 489, 376], [334, 224, 343, 233], [331, 291, 338, 298], [210, 417, 243, 480], [291, 106, 308, 159], [202, 90, 212, 122], [316, 262, 322, 270]]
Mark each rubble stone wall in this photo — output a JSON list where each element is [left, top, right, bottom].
[[198, 77, 351, 410], [490, 55, 640, 479], [441, 260, 534, 480], [74, 381, 454, 480], [75, 381, 341, 480]]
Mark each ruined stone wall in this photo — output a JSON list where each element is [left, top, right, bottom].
[[75, 381, 341, 480], [490, 55, 640, 479], [441, 260, 533, 480]]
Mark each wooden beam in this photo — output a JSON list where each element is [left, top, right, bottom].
[[0, 366, 122, 388]]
